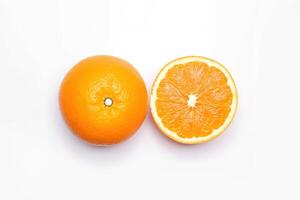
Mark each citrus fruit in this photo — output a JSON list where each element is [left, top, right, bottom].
[[150, 56, 238, 144], [59, 55, 148, 145]]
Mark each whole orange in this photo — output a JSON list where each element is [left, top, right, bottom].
[[59, 55, 148, 145]]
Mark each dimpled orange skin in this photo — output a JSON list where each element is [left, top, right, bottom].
[[59, 55, 148, 145]]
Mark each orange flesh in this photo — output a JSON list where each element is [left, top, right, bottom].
[[156, 61, 233, 138]]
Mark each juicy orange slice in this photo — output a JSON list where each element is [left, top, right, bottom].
[[150, 56, 238, 144]]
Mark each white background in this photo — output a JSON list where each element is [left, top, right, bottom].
[[0, 0, 299, 199]]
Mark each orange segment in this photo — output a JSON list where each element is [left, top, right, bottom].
[[151, 56, 238, 144]]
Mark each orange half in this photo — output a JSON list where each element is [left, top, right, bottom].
[[150, 56, 238, 144]]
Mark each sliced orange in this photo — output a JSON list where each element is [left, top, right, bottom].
[[150, 56, 238, 144]]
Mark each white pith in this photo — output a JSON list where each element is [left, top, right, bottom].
[[150, 56, 238, 144], [187, 94, 197, 107]]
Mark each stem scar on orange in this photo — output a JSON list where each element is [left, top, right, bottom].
[[150, 56, 238, 144], [59, 55, 148, 145]]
